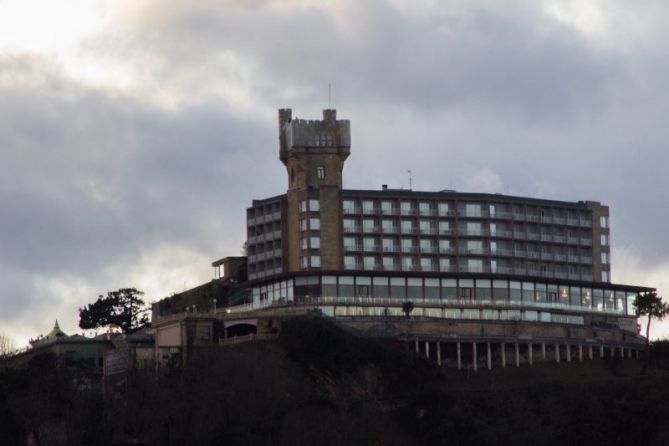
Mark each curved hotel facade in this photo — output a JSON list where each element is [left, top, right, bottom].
[[236, 108, 650, 359]]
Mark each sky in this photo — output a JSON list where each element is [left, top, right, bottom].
[[1, 0, 668, 347]]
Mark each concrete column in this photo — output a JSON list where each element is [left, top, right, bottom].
[[627, 347, 632, 359], [528, 343, 533, 366], [542, 343, 546, 361], [566, 344, 571, 362], [610, 346, 615, 358], [589, 345, 593, 360], [579, 345, 583, 362], [515, 342, 520, 368], [437, 342, 442, 366], [620, 346, 624, 358], [415, 339, 419, 353], [425, 341, 430, 359], [473, 342, 478, 372], [487, 342, 492, 370], [501, 342, 507, 368], [457, 341, 462, 370], [635, 350, 639, 360], [600, 345, 604, 358], [555, 344, 560, 363]]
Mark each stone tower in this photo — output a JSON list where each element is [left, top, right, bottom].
[[279, 108, 351, 272]]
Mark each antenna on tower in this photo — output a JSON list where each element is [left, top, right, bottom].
[[408, 170, 413, 190], [328, 83, 332, 108]]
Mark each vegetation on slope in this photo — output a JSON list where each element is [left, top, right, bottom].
[[2, 317, 669, 445]]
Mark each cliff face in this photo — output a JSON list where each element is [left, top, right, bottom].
[[3, 318, 669, 445]]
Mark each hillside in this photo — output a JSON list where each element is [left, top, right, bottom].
[[2, 316, 669, 445]]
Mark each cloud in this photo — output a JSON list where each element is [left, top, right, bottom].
[[2, 0, 669, 344]]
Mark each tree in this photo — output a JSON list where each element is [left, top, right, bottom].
[[0, 332, 14, 356], [634, 291, 669, 345], [402, 301, 414, 319], [79, 288, 149, 333]]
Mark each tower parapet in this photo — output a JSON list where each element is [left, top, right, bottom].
[[279, 109, 351, 166]]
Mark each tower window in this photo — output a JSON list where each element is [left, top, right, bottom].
[[317, 166, 325, 179]]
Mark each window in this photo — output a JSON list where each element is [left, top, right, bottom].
[[489, 204, 496, 216], [466, 221, 482, 235], [310, 218, 320, 230], [310, 237, 320, 249], [343, 219, 357, 232], [363, 237, 376, 251], [311, 256, 321, 267], [465, 203, 481, 217], [401, 238, 414, 252], [400, 201, 413, 215], [600, 216, 608, 228], [602, 271, 610, 282], [344, 256, 357, 269], [420, 257, 432, 270], [343, 200, 356, 213], [419, 239, 433, 252], [362, 200, 374, 214], [467, 258, 483, 272], [344, 237, 357, 249], [382, 238, 395, 252], [419, 220, 432, 233], [439, 257, 451, 271], [300, 256, 308, 268], [419, 202, 431, 215], [382, 219, 395, 233], [600, 234, 608, 246], [363, 256, 375, 269], [601, 252, 609, 264], [382, 256, 395, 270], [466, 240, 483, 252], [363, 219, 376, 232], [438, 221, 450, 234], [381, 201, 394, 214], [317, 166, 325, 179], [309, 199, 320, 212], [438, 202, 449, 216], [300, 238, 308, 250], [400, 220, 413, 233], [439, 239, 451, 252], [299, 200, 307, 213], [299, 219, 307, 231]]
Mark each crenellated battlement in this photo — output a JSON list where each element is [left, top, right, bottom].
[[279, 109, 351, 164]]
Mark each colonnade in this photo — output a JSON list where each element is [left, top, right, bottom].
[[413, 339, 641, 370]]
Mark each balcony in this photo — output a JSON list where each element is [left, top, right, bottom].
[[381, 208, 398, 215], [343, 207, 361, 214], [362, 226, 381, 234], [420, 246, 437, 254], [343, 226, 362, 233], [382, 245, 398, 253], [526, 233, 540, 241], [363, 245, 381, 252], [580, 238, 592, 246], [381, 226, 399, 234], [344, 244, 361, 251]]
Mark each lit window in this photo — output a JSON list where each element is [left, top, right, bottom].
[[309, 200, 319, 212], [317, 166, 325, 179]]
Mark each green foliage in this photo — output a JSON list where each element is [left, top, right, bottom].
[[79, 288, 148, 333], [402, 301, 415, 318], [634, 291, 669, 342]]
